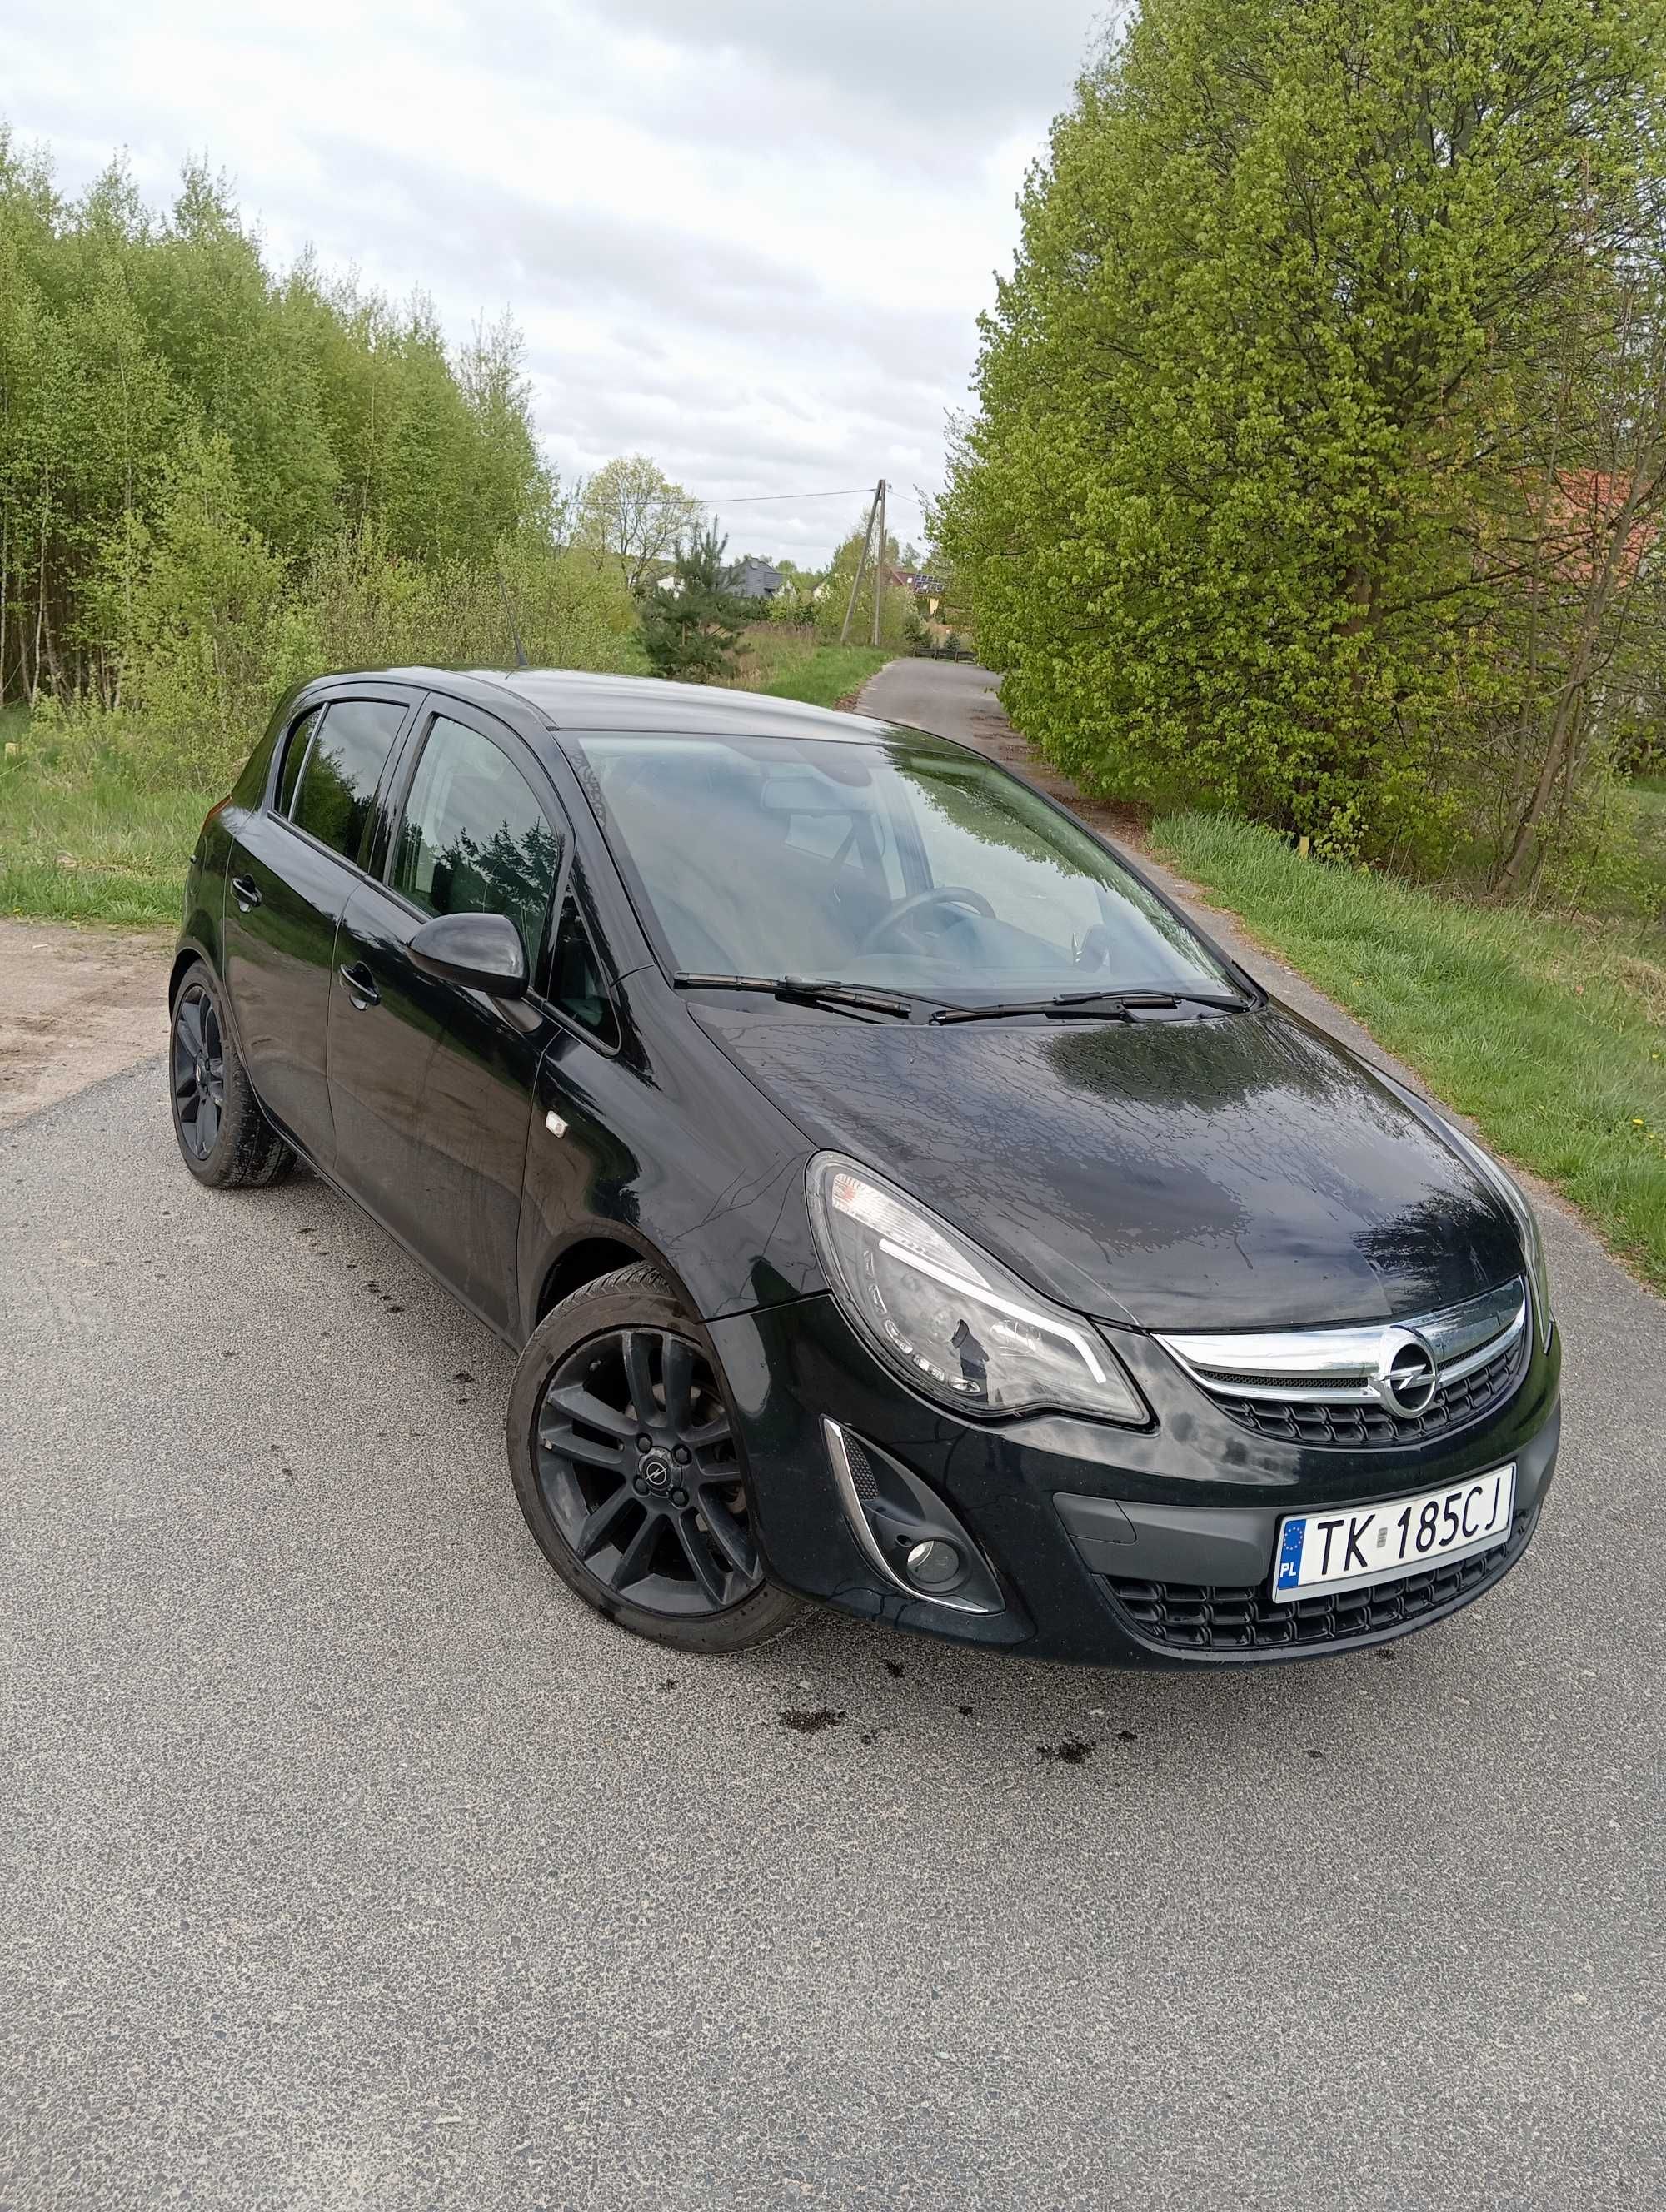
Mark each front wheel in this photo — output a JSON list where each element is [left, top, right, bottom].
[[506, 1263, 801, 1654]]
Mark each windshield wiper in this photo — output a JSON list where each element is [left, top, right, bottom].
[[930, 987, 1249, 1027], [673, 972, 916, 1020]]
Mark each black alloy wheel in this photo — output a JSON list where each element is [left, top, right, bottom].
[[538, 1326, 761, 1614], [172, 982, 225, 1162], [506, 1263, 801, 1652]]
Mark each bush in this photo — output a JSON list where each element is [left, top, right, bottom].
[[119, 433, 319, 785]]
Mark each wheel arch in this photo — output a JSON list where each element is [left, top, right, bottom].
[[167, 944, 205, 1011], [528, 1227, 702, 1339]]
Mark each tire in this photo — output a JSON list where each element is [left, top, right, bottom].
[[507, 1263, 802, 1654], [168, 959, 296, 1189]]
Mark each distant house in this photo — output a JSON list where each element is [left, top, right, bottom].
[[730, 558, 784, 600], [1533, 470, 1658, 586], [890, 565, 943, 615]]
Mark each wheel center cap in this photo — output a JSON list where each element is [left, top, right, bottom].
[[640, 1448, 674, 1492]]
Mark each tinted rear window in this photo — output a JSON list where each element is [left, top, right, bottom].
[[292, 700, 407, 864]]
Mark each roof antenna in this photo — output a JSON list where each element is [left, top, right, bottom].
[[495, 565, 531, 669]]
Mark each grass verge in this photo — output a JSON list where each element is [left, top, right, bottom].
[[740, 630, 890, 709], [1152, 811, 1666, 1291], [0, 753, 208, 928]]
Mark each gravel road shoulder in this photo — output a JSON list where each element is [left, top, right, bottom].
[[0, 918, 172, 1130]]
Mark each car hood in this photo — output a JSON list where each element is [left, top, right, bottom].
[[697, 1003, 1522, 1331]]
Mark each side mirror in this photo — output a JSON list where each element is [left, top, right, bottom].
[[408, 910, 529, 999]]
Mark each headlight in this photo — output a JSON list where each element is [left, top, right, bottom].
[[1436, 1117, 1554, 1349], [806, 1153, 1147, 1424]]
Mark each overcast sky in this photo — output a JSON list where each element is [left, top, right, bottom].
[[8, 0, 1111, 565]]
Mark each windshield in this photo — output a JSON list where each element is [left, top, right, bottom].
[[566, 729, 1234, 1004]]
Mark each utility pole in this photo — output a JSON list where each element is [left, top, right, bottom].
[[870, 477, 887, 649], [840, 478, 885, 645]]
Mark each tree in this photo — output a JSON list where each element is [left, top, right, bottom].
[[936, 0, 1666, 869], [638, 525, 749, 682], [816, 521, 914, 648], [122, 430, 315, 779], [0, 132, 556, 716], [576, 454, 704, 595]]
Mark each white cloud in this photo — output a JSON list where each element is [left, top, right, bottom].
[[5, 0, 1109, 561]]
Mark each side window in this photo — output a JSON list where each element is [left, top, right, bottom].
[[276, 707, 322, 815], [392, 715, 562, 965], [292, 700, 406, 862], [551, 894, 619, 1046]]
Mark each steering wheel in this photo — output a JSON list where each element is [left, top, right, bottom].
[[860, 884, 995, 955]]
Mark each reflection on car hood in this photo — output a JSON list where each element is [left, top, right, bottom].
[[698, 1003, 1521, 1330]]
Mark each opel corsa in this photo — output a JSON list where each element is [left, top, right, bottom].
[[169, 669, 1560, 1661]]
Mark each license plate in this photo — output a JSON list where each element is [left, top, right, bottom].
[[1272, 1465, 1516, 1602]]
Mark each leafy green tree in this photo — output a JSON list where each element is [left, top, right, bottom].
[[638, 526, 749, 682], [816, 521, 913, 648], [576, 455, 704, 595], [131, 162, 338, 555], [122, 431, 317, 780], [0, 133, 555, 719], [937, 0, 1666, 867]]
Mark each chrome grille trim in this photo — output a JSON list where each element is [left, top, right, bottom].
[[1156, 1281, 1529, 1446], [1158, 1280, 1525, 1402]]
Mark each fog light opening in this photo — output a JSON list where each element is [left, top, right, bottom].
[[905, 1538, 963, 1592]]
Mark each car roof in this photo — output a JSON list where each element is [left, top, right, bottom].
[[331, 665, 898, 742], [486, 668, 897, 741]]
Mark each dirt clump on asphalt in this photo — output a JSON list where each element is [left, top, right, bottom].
[[0, 919, 172, 1130]]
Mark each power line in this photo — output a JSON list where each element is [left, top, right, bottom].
[[689, 483, 929, 511], [688, 485, 874, 506]]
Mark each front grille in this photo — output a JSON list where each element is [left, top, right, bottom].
[[1106, 1512, 1532, 1654], [1208, 1341, 1523, 1449]]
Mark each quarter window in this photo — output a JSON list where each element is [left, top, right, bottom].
[[392, 715, 562, 965], [551, 894, 618, 1045], [291, 700, 407, 862], [276, 708, 322, 815]]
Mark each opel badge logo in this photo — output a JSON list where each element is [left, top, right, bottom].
[[1372, 1327, 1439, 1417]]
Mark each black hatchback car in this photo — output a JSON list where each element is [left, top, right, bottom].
[[170, 667, 1560, 1664]]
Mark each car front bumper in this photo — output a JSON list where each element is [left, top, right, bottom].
[[706, 1292, 1562, 1669]]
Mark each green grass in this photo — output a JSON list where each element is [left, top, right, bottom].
[[746, 634, 890, 710], [0, 746, 208, 927], [1152, 810, 1666, 1290]]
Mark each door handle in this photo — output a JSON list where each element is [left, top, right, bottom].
[[231, 874, 262, 912], [338, 959, 380, 1008]]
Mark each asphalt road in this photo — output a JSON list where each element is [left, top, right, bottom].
[[4, 662, 1664, 2210]]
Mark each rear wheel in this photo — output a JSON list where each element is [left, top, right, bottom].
[[507, 1264, 801, 1653], [169, 961, 294, 1188]]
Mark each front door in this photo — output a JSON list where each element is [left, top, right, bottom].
[[325, 703, 566, 1334], [222, 693, 413, 1164]]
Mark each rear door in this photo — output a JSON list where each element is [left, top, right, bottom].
[[222, 690, 416, 1163], [325, 699, 567, 1333]]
